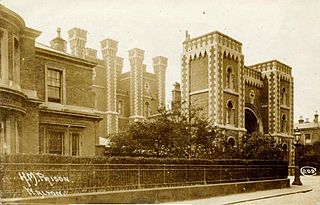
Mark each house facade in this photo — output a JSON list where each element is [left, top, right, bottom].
[[0, 5, 166, 156], [295, 112, 320, 145]]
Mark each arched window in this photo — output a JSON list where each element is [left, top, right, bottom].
[[226, 67, 234, 89], [281, 114, 287, 133], [282, 143, 288, 161], [92, 91, 97, 109], [281, 87, 287, 106], [118, 101, 123, 115], [144, 102, 150, 118], [227, 136, 236, 148], [226, 100, 235, 125], [13, 37, 20, 83], [0, 30, 3, 78]]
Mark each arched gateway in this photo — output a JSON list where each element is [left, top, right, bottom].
[[245, 107, 263, 134]]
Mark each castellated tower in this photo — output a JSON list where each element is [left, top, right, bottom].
[[100, 38, 119, 134], [181, 31, 246, 137], [129, 48, 145, 121], [68, 27, 87, 58], [153, 56, 168, 108], [249, 61, 294, 137]]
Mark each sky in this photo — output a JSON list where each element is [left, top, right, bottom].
[[2, 0, 320, 122]]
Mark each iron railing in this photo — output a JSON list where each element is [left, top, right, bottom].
[[0, 162, 287, 198]]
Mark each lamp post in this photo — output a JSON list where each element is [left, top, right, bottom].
[[292, 128, 302, 185]]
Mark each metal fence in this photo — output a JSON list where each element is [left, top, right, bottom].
[[0, 162, 287, 198]]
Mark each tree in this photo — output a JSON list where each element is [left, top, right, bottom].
[[107, 106, 283, 160], [237, 132, 283, 160], [299, 141, 320, 172]]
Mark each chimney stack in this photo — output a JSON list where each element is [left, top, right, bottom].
[[298, 116, 304, 124], [314, 111, 319, 123], [68, 27, 87, 58], [50, 27, 67, 52]]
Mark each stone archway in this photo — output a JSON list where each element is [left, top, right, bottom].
[[245, 108, 260, 134]]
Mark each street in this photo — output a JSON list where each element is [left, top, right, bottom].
[[172, 176, 320, 205], [237, 176, 320, 205]]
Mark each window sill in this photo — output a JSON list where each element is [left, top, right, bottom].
[[280, 105, 290, 110], [223, 88, 239, 96]]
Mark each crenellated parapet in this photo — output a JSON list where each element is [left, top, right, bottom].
[[183, 31, 242, 54], [244, 67, 263, 88], [249, 60, 292, 82]]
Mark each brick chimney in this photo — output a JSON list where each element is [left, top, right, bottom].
[[50, 28, 67, 52], [314, 111, 319, 123], [68, 27, 87, 58], [298, 116, 304, 124]]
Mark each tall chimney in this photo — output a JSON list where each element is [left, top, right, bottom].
[[314, 111, 319, 123], [68, 27, 87, 58], [298, 116, 304, 124]]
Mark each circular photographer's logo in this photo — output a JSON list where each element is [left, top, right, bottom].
[[300, 166, 317, 176]]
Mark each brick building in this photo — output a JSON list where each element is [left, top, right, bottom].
[[295, 112, 320, 145], [0, 5, 166, 156], [181, 31, 294, 161], [67, 27, 167, 137]]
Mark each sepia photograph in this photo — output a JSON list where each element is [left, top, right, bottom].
[[0, 0, 320, 204]]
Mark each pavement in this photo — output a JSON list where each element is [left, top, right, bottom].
[[169, 176, 313, 205]]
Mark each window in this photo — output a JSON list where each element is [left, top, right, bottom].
[[281, 87, 287, 106], [13, 37, 20, 80], [48, 131, 64, 155], [144, 102, 150, 117], [227, 136, 236, 148], [92, 91, 97, 109], [8, 34, 13, 81], [0, 30, 2, 78], [281, 114, 287, 133], [226, 67, 234, 89], [305, 134, 311, 145], [118, 101, 123, 115], [226, 100, 235, 125], [47, 68, 62, 103], [71, 133, 80, 156], [145, 82, 150, 91]]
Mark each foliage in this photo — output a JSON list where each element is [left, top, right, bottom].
[[237, 132, 283, 160], [107, 105, 284, 160], [299, 141, 320, 172]]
